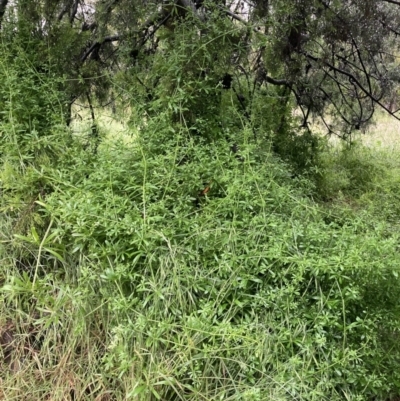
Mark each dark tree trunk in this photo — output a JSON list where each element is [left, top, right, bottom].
[[0, 0, 9, 29]]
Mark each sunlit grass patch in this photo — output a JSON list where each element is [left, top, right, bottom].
[[70, 104, 135, 146], [309, 111, 400, 151], [362, 112, 400, 151]]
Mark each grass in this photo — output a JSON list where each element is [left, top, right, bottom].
[[309, 110, 400, 150], [362, 112, 400, 150], [70, 104, 134, 145]]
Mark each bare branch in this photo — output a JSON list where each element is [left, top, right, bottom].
[[382, 0, 400, 6], [81, 21, 97, 32], [219, 6, 266, 35], [57, 0, 71, 22], [305, 52, 400, 120], [79, 1, 199, 65], [265, 75, 290, 86], [81, 35, 120, 63], [224, 8, 248, 25], [70, 0, 80, 24]]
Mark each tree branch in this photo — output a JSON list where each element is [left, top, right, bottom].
[[382, 0, 400, 6], [69, 0, 80, 24], [223, 8, 248, 25], [128, 0, 205, 57], [265, 75, 290, 86], [81, 21, 97, 32], [57, 0, 72, 22], [0, 0, 9, 28], [178, 0, 198, 15], [81, 35, 120, 63], [305, 52, 400, 120]]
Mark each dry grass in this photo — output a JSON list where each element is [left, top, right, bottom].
[[309, 111, 400, 151], [362, 112, 400, 151], [0, 296, 114, 400], [70, 104, 135, 145]]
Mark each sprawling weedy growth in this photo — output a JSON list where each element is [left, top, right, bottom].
[[2, 2, 400, 401]]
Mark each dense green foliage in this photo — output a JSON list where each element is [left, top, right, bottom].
[[2, 1, 400, 400]]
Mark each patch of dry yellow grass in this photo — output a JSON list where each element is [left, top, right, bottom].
[[362, 112, 400, 151], [310, 111, 400, 151], [70, 104, 135, 145]]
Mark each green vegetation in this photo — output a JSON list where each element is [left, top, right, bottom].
[[2, 1, 400, 400]]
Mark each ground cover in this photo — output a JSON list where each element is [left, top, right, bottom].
[[2, 111, 400, 400]]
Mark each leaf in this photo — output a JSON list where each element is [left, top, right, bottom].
[[31, 226, 39, 243], [35, 200, 48, 208], [127, 385, 147, 398], [43, 230, 59, 243], [150, 386, 161, 400], [43, 247, 65, 262], [14, 234, 32, 242]]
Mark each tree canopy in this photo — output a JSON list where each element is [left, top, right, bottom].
[[1, 0, 400, 140]]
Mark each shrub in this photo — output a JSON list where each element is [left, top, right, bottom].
[[29, 117, 400, 400]]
